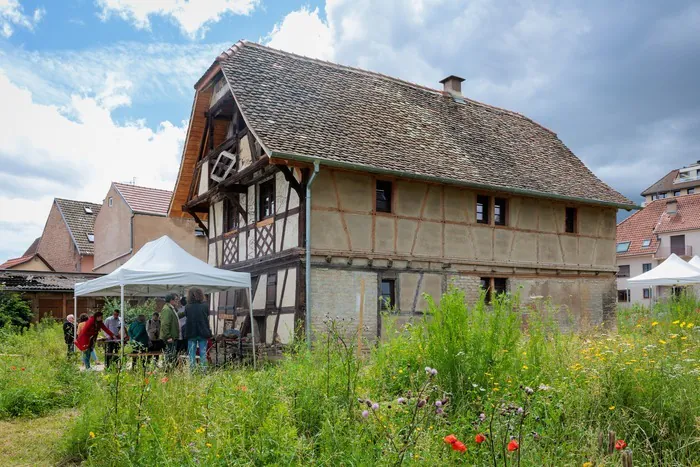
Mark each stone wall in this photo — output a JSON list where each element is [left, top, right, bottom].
[[310, 267, 378, 342]]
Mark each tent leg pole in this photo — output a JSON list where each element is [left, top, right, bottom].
[[73, 294, 77, 352], [120, 285, 125, 365], [248, 287, 255, 369]]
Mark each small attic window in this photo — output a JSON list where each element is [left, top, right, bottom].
[[87, 233, 95, 243], [210, 150, 237, 183], [616, 242, 630, 253], [108, 197, 113, 207], [84, 206, 93, 214], [642, 239, 651, 248]]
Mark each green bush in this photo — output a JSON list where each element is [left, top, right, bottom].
[[0, 287, 33, 329]]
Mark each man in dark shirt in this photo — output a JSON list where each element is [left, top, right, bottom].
[[63, 314, 75, 357]]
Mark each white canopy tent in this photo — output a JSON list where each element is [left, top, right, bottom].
[[627, 253, 700, 286], [689, 256, 700, 270], [74, 235, 255, 367]]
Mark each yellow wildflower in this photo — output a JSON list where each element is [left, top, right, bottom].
[[583, 462, 594, 467], [609, 406, 615, 410], [651, 322, 659, 327], [89, 432, 95, 439], [680, 322, 686, 328], [522, 365, 529, 370], [681, 336, 688, 340], [671, 334, 678, 339], [206, 443, 212, 448], [398, 369, 403, 374], [659, 340, 667, 345], [195, 427, 206, 434], [687, 323, 694, 328], [493, 387, 500, 392], [673, 320, 680, 325]]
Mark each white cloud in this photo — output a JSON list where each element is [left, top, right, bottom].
[[265, 7, 334, 61], [0, 0, 45, 38], [0, 41, 227, 110], [0, 70, 187, 261], [96, 0, 258, 38]]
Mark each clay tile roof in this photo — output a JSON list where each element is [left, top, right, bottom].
[[617, 193, 700, 257], [114, 183, 172, 216], [0, 255, 34, 270], [216, 41, 634, 208], [23, 237, 41, 256], [54, 198, 101, 256], [0, 253, 53, 271]]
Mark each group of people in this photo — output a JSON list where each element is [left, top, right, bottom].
[[62, 288, 214, 370]]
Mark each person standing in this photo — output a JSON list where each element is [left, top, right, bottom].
[[184, 288, 212, 370], [147, 312, 164, 363], [75, 312, 115, 370], [160, 293, 182, 369], [63, 314, 75, 357], [128, 314, 149, 369], [103, 310, 123, 369]]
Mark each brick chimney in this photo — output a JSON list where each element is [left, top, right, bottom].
[[666, 199, 678, 215], [439, 75, 465, 95]]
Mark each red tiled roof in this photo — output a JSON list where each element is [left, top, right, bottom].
[[114, 183, 173, 216], [617, 193, 700, 257], [0, 255, 34, 269], [0, 254, 53, 271]]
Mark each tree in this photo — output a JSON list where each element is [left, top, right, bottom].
[[0, 287, 33, 329]]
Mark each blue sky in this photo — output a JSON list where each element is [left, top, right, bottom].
[[1, 0, 699, 263]]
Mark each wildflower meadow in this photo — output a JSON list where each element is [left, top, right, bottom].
[[1, 289, 699, 465]]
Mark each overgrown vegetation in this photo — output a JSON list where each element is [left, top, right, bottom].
[[0, 321, 90, 419], [1, 289, 698, 465], [0, 287, 33, 329]]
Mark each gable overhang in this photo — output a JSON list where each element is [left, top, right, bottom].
[[269, 150, 640, 211]]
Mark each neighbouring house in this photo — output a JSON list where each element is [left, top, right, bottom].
[[616, 194, 700, 305], [168, 41, 635, 344], [0, 270, 104, 321], [93, 182, 206, 273], [0, 237, 53, 271], [641, 161, 700, 206], [33, 199, 101, 272]]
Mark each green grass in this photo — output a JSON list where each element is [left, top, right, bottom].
[[1, 291, 699, 466]]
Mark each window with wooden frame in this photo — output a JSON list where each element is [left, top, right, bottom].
[[223, 198, 239, 232], [494, 198, 507, 226], [376, 180, 392, 213], [565, 207, 577, 233], [258, 179, 275, 221], [266, 273, 277, 309], [210, 150, 237, 183], [476, 195, 490, 224], [379, 279, 395, 311], [617, 290, 630, 302], [643, 288, 652, 299], [480, 277, 507, 304]]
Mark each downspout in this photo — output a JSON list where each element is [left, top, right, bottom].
[[305, 160, 320, 349]]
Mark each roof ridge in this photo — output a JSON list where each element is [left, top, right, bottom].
[[227, 41, 557, 136], [113, 182, 173, 194], [54, 197, 101, 206]]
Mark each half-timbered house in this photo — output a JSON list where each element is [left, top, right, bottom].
[[169, 41, 636, 344]]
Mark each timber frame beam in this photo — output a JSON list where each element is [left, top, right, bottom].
[[186, 209, 209, 237], [276, 164, 303, 198]]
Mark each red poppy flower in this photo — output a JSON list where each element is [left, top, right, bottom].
[[239, 385, 247, 392], [160, 377, 169, 384], [20, 368, 25, 371], [452, 441, 467, 452], [144, 378, 150, 385], [615, 439, 627, 450], [443, 434, 458, 445], [475, 433, 486, 444], [507, 440, 520, 452], [10, 366, 16, 371]]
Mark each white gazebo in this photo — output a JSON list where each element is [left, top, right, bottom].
[[74, 235, 255, 367], [628, 253, 700, 287]]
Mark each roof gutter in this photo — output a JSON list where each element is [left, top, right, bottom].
[[269, 151, 639, 211]]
